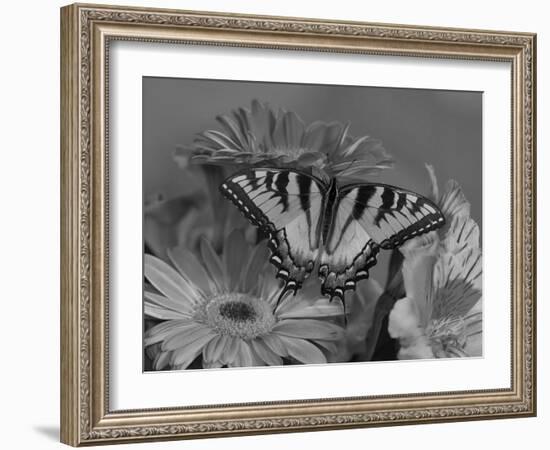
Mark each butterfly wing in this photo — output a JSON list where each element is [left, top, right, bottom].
[[220, 168, 326, 296], [319, 183, 445, 301], [341, 184, 446, 249]]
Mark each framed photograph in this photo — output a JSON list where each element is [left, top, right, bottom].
[[60, 3, 536, 446]]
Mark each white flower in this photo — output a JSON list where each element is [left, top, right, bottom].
[[144, 230, 344, 370], [388, 167, 482, 359]]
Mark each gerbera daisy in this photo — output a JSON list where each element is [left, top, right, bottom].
[[144, 230, 344, 370], [388, 168, 482, 359], [175, 100, 394, 183]]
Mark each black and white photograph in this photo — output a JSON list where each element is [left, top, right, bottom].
[[142, 78, 483, 371], [1, 0, 543, 447]]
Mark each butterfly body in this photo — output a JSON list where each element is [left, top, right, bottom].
[[320, 177, 340, 244], [220, 168, 445, 305]]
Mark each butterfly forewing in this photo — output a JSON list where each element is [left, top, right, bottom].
[[220, 168, 326, 296], [337, 184, 445, 250]]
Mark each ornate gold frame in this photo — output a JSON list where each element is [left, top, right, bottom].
[[60, 3, 536, 446]]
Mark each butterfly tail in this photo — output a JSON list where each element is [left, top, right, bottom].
[[275, 280, 299, 307], [341, 297, 348, 327], [322, 286, 348, 326]]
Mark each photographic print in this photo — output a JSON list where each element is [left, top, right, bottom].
[[61, 5, 535, 444], [143, 78, 482, 371]]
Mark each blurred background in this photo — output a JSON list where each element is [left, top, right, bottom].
[[143, 77, 481, 221]]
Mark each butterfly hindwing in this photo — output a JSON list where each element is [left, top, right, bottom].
[[220, 168, 326, 295], [318, 185, 380, 302], [318, 238, 380, 303]]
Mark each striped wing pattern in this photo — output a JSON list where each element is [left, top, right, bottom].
[[220, 168, 325, 298], [336, 184, 445, 249], [221, 169, 445, 306], [319, 184, 445, 301]]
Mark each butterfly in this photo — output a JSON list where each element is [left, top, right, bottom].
[[220, 167, 445, 309]]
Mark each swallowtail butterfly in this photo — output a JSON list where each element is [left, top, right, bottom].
[[220, 168, 445, 308]]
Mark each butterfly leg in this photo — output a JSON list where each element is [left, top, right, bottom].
[[318, 241, 380, 320], [318, 272, 348, 324]]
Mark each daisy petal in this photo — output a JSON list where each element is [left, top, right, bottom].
[[278, 298, 343, 319], [223, 337, 242, 365], [260, 275, 281, 307], [144, 291, 193, 317], [144, 303, 189, 320], [167, 245, 215, 296], [250, 100, 276, 147], [315, 339, 339, 354], [331, 159, 392, 172], [249, 347, 266, 366], [203, 335, 227, 364], [199, 237, 227, 293], [223, 230, 248, 291], [227, 340, 248, 368], [261, 334, 288, 357], [201, 130, 241, 150], [278, 111, 305, 148], [273, 319, 343, 341], [203, 360, 224, 369], [144, 254, 201, 306], [216, 114, 248, 149], [296, 151, 326, 166], [303, 121, 341, 153], [238, 341, 254, 367], [334, 123, 350, 153], [240, 242, 270, 293], [301, 122, 325, 152], [210, 336, 234, 365], [227, 356, 241, 368], [162, 324, 213, 351], [171, 332, 216, 368], [337, 166, 388, 180], [251, 339, 283, 366], [277, 336, 326, 364], [340, 135, 372, 158], [273, 291, 303, 315], [144, 320, 192, 346], [153, 351, 172, 370]]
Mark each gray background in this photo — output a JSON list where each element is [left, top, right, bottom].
[[143, 76, 482, 230]]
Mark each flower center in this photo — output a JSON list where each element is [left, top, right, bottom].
[[200, 293, 276, 339], [427, 316, 467, 356], [218, 301, 257, 322]]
